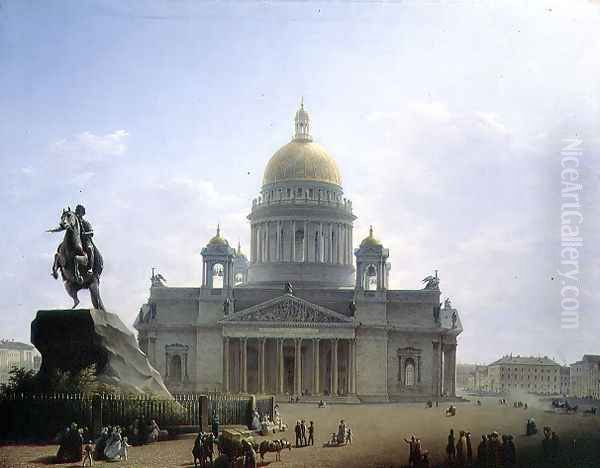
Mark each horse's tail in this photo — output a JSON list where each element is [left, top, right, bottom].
[[93, 245, 104, 278]]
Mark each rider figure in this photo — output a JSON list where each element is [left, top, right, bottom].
[[75, 205, 94, 274]]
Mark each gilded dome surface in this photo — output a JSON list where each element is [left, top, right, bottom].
[[262, 140, 342, 187], [360, 226, 382, 248], [208, 225, 228, 246]]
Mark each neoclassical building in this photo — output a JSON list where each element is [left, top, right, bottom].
[[135, 102, 462, 401]]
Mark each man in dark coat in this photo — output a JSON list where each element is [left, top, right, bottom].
[[308, 421, 315, 446], [446, 429, 456, 462], [477, 435, 488, 468], [294, 421, 301, 447]]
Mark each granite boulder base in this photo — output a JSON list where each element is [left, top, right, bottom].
[[31, 308, 171, 398]]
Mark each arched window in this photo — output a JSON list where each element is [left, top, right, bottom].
[[405, 359, 416, 387], [212, 263, 224, 289], [170, 355, 182, 382], [365, 264, 377, 290], [234, 272, 244, 285]]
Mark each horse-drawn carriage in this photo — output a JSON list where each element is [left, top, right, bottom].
[[552, 399, 578, 414]]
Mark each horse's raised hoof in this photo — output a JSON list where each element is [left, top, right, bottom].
[[72, 299, 80, 309], [52, 271, 58, 280]]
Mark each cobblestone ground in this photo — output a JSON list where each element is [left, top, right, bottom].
[[2, 397, 600, 468]]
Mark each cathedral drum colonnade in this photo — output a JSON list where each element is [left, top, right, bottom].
[[135, 101, 462, 401]]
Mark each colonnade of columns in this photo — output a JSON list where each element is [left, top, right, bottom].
[[250, 220, 353, 266], [223, 337, 356, 396]]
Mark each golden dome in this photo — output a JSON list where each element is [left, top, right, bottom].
[[208, 225, 228, 246], [360, 226, 382, 248], [262, 100, 342, 187], [262, 140, 342, 186]]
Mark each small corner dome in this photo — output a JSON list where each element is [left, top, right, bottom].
[[360, 226, 382, 248], [208, 225, 228, 246], [235, 242, 247, 258]]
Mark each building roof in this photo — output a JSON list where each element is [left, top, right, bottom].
[[489, 355, 560, 367], [0, 339, 34, 351]]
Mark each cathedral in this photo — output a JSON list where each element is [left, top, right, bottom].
[[135, 102, 462, 401]]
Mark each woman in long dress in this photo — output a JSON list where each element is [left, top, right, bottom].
[[104, 427, 123, 461], [337, 420, 346, 444]]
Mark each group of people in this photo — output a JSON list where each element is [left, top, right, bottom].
[[55, 422, 87, 463], [124, 418, 162, 445], [541, 426, 561, 460], [475, 431, 516, 468], [54, 418, 164, 465], [446, 429, 474, 467], [93, 425, 131, 462], [294, 419, 315, 447], [403, 434, 430, 467], [328, 419, 352, 446]]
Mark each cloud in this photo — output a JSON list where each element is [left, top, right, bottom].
[[50, 130, 129, 162]]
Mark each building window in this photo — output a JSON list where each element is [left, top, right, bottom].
[[170, 355, 182, 382], [364, 264, 378, 290], [405, 359, 416, 387], [212, 263, 224, 289]]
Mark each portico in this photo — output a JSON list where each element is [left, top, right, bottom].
[[220, 293, 356, 396]]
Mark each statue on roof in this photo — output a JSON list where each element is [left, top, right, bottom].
[[422, 270, 440, 290], [285, 281, 294, 295], [151, 268, 167, 287], [444, 297, 452, 309]]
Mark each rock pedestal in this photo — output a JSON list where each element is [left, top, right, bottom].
[[31, 308, 171, 398]]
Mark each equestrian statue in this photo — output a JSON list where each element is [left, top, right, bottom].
[[47, 205, 105, 310]]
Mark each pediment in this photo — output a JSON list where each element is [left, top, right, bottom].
[[220, 294, 353, 325]]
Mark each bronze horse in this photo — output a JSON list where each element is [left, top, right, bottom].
[[48, 208, 105, 310]]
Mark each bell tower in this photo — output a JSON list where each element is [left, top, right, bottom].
[[201, 225, 235, 291]]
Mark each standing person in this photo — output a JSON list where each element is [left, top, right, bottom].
[[308, 421, 315, 446], [300, 420, 307, 446], [477, 435, 488, 468], [466, 432, 473, 466], [211, 411, 220, 439], [337, 420, 347, 444], [446, 429, 456, 463], [404, 435, 417, 467], [456, 430, 467, 468], [550, 432, 560, 459], [119, 436, 130, 461], [294, 421, 301, 447], [82, 440, 94, 467], [505, 435, 516, 468], [242, 439, 257, 468], [346, 427, 352, 444], [414, 439, 422, 466]]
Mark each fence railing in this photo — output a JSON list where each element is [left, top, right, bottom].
[[0, 392, 274, 441]]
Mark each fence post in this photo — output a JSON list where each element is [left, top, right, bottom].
[[199, 395, 209, 433], [91, 395, 103, 438]]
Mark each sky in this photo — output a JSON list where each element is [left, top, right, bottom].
[[0, 0, 599, 365]]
